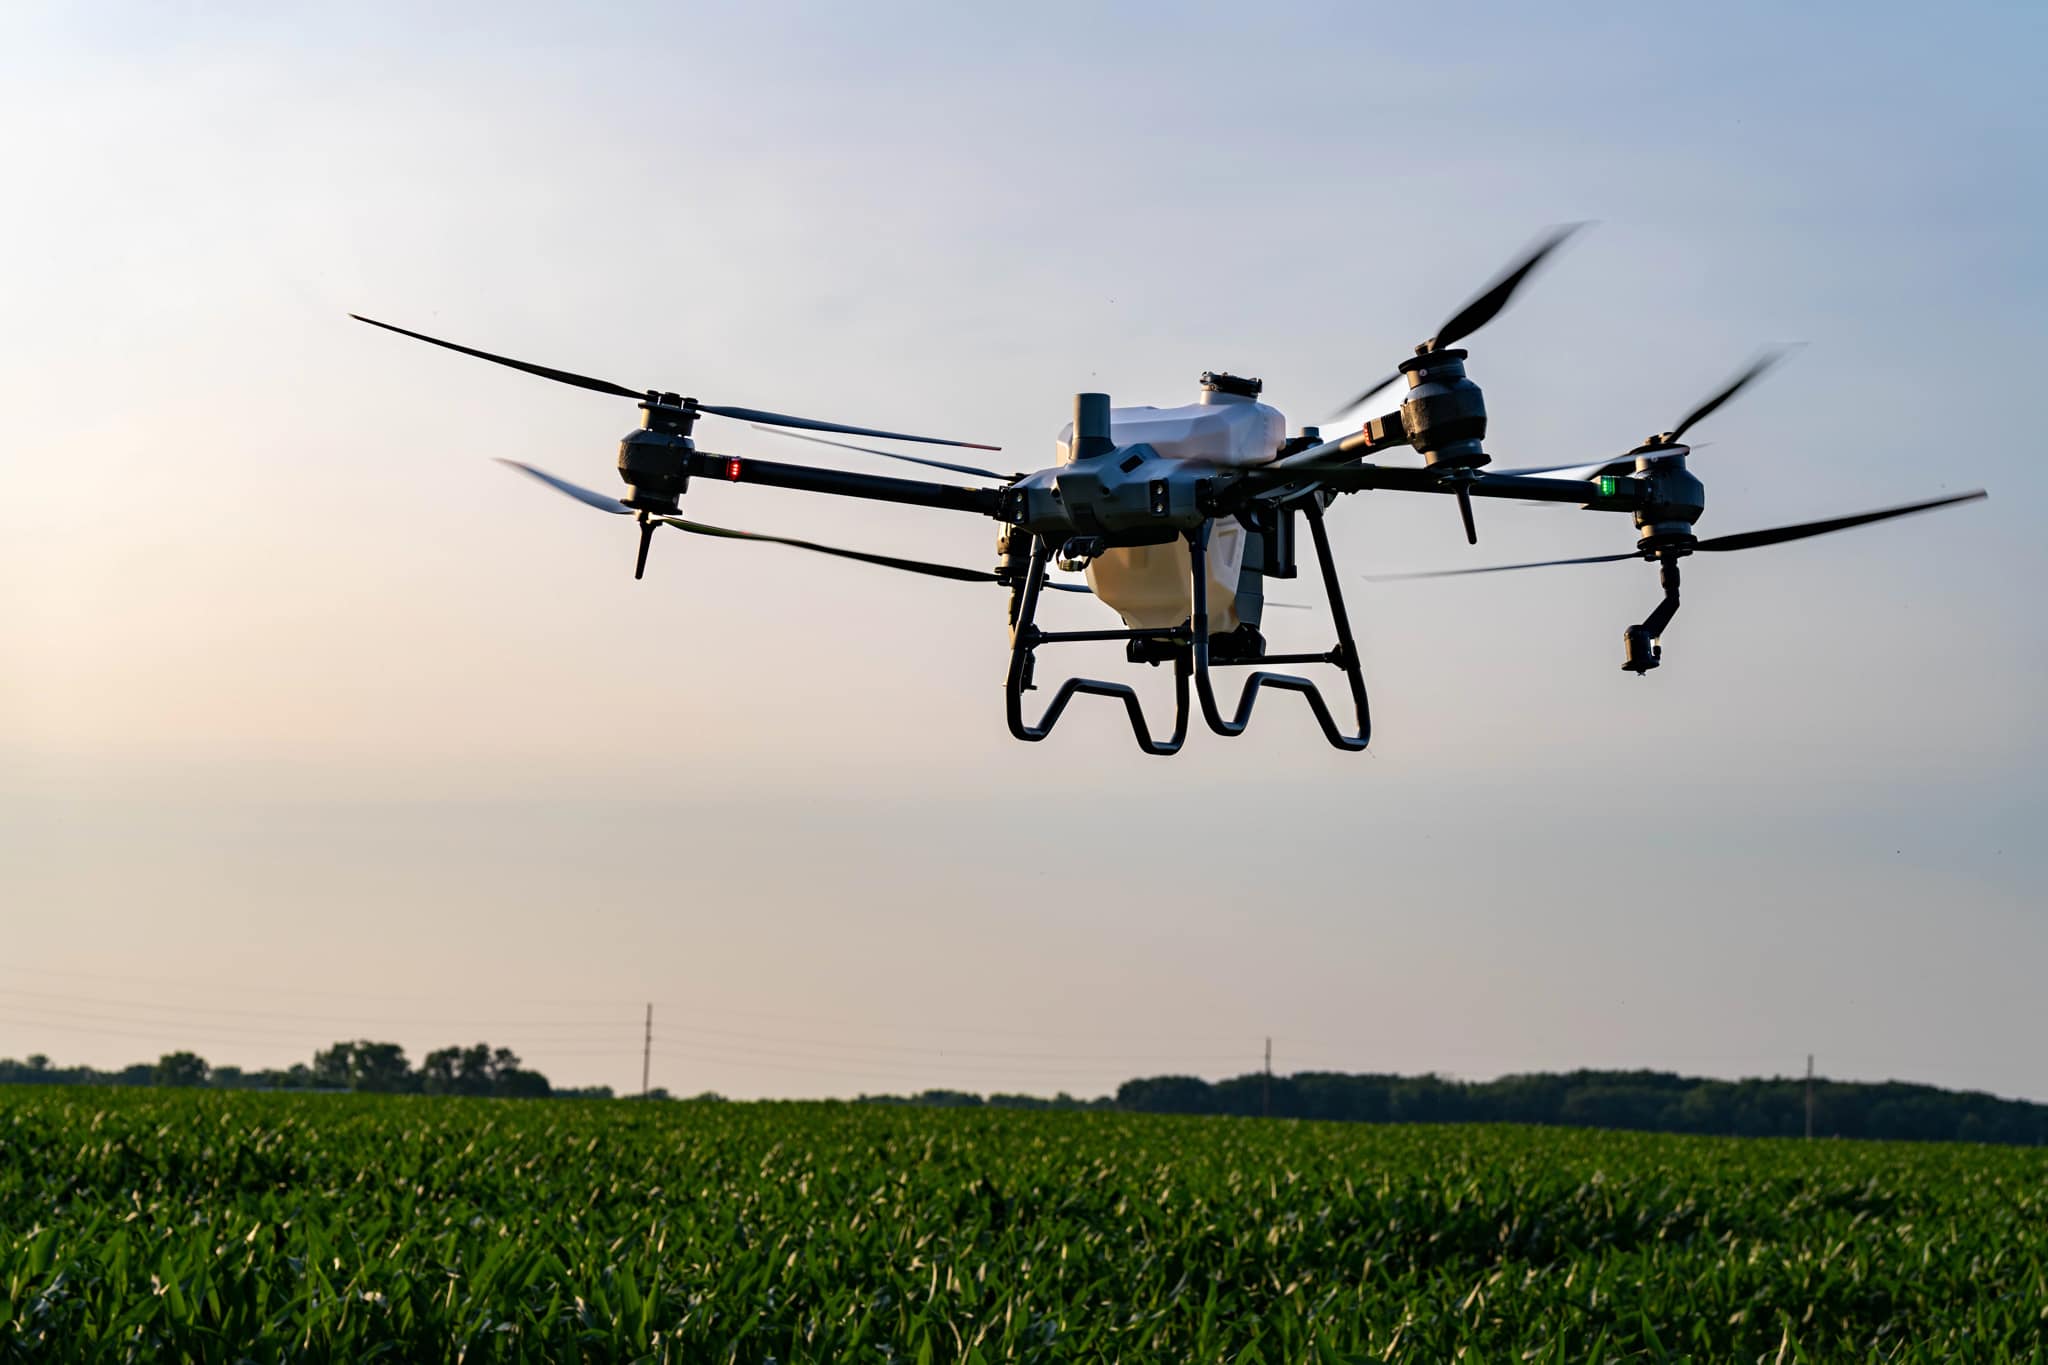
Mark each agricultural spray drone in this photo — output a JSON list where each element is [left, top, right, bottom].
[[352, 226, 1984, 756]]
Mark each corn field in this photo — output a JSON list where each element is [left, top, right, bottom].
[[3, 1089, 2044, 1361]]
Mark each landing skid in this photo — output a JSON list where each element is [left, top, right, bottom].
[[1004, 500, 1371, 756]]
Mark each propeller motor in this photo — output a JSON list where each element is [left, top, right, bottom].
[[1331, 224, 1586, 544]]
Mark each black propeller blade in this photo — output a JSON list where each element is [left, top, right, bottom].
[[1668, 348, 1792, 446], [497, 459, 632, 513], [351, 314, 1000, 450], [1330, 223, 1587, 418], [1366, 550, 1646, 581], [1691, 490, 1986, 553], [656, 518, 1003, 584], [747, 426, 1010, 481], [1491, 347, 1797, 482], [1367, 491, 1986, 580], [1489, 448, 1716, 479], [698, 404, 999, 451], [656, 520, 1093, 591], [493, 459, 1089, 591], [352, 314, 646, 400], [1331, 370, 1404, 421], [1433, 222, 1587, 352], [1486, 458, 1629, 479]]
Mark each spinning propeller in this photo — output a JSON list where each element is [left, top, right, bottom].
[[353, 313, 1015, 581], [1492, 347, 1796, 481], [747, 426, 1012, 481], [496, 461, 1086, 591], [349, 314, 1000, 451], [1366, 490, 1988, 579], [1369, 485, 1985, 674], [1330, 222, 1587, 418], [1325, 224, 1587, 545]]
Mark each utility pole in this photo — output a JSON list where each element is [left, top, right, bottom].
[[642, 1003, 653, 1099], [1805, 1053, 1815, 1140], [1262, 1036, 1272, 1119]]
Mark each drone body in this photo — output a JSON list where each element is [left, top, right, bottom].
[[352, 228, 1985, 757]]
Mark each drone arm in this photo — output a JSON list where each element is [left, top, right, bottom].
[[1220, 464, 1638, 517], [1220, 466, 1638, 519], [1269, 413, 1409, 470], [684, 449, 1005, 517], [1334, 465, 1641, 509]]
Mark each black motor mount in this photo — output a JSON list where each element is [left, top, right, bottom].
[[617, 394, 696, 514], [1397, 349, 1489, 471]]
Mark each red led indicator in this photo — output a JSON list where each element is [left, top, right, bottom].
[[726, 457, 743, 482]]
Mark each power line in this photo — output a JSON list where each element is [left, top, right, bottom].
[[0, 984, 639, 1030], [0, 1002, 1273, 1079], [0, 962, 1282, 1046], [0, 962, 623, 1008], [0, 985, 1276, 1067]]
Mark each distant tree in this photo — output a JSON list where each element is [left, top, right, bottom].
[[420, 1047, 462, 1095], [27, 1054, 49, 1073], [349, 1042, 414, 1093], [1117, 1075, 1218, 1115], [418, 1043, 548, 1098], [910, 1090, 983, 1108], [495, 1069, 551, 1099], [154, 1051, 209, 1087], [305, 1040, 418, 1092], [312, 1042, 356, 1089], [454, 1044, 497, 1095]]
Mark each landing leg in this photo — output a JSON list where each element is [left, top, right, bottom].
[[1188, 501, 1371, 751], [1004, 535, 1191, 756]]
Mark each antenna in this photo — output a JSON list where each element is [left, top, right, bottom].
[[1805, 1053, 1815, 1140], [642, 1003, 653, 1099]]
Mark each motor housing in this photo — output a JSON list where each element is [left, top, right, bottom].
[[1398, 349, 1490, 469], [617, 397, 694, 513], [1633, 450, 1705, 547]]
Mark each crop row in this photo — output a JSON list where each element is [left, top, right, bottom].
[[3, 1090, 2045, 1361]]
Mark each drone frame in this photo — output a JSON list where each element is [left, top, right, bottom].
[[352, 225, 1988, 758]]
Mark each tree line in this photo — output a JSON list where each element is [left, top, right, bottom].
[[7, 1050, 2044, 1144], [0, 1041, 613, 1099], [1109, 1069, 2048, 1145]]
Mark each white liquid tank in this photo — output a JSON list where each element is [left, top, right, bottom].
[[1055, 377, 1285, 630]]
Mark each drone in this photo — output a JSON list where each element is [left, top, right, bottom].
[[353, 225, 1985, 757]]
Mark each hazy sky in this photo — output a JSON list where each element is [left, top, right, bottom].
[[4, 1, 2043, 1102]]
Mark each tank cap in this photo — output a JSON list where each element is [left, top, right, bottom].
[[1200, 371, 1263, 398]]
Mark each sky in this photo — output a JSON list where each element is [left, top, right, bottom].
[[2, 1, 2044, 1102]]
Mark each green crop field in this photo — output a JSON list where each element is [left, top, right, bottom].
[[2, 1090, 2044, 1362]]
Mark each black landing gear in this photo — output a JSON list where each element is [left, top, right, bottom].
[[1002, 500, 1372, 756]]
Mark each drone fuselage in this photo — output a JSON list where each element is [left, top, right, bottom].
[[1001, 383, 1286, 630], [351, 223, 1987, 757]]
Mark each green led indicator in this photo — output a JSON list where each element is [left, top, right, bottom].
[[1597, 475, 1619, 497]]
